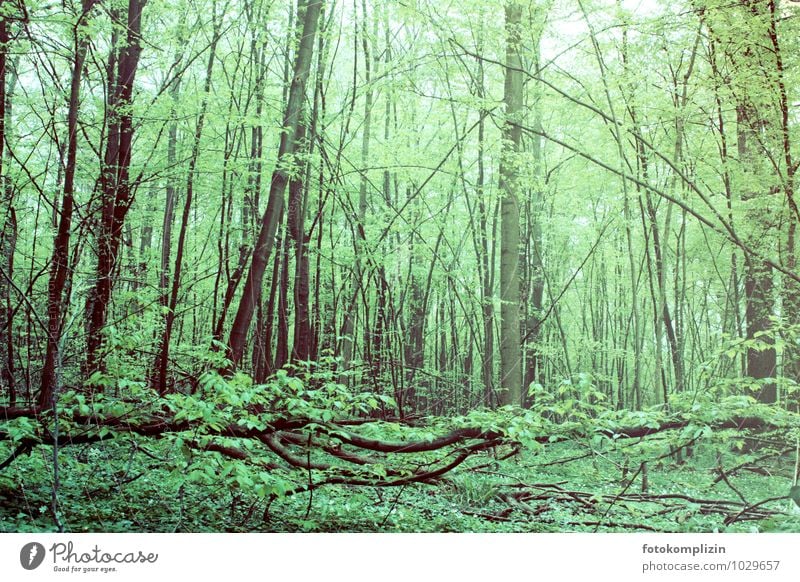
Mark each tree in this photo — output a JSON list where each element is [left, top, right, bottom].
[[702, 0, 793, 404], [0, 3, 16, 405], [498, 1, 524, 406], [39, 0, 98, 407], [151, 0, 222, 394], [227, 0, 323, 367], [85, 0, 148, 373]]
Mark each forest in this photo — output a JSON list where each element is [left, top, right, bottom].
[[1, 0, 800, 533]]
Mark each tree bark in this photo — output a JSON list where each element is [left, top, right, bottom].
[[498, 1, 524, 407], [0, 10, 15, 403], [522, 27, 544, 404], [40, 0, 97, 407], [702, 1, 782, 405], [738, 89, 777, 405], [227, 0, 322, 367], [85, 0, 147, 374], [152, 5, 220, 393], [157, 54, 183, 326], [289, 4, 326, 364], [338, 0, 374, 378]]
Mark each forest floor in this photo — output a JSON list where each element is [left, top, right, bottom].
[[3, 435, 799, 533]]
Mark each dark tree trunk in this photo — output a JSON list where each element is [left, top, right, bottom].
[[152, 8, 219, 393], [158, 80, 181, 318], [136, 190, 156, 291], [40, 0, 97, 407], [254, 237, 282, 382], [213, 244, 251, 342], [404, 236, 424, 411], [738, 101, 777, 404], [86, 0, 147, 374], [227, 0, 322, 366], [288, 26, 326, 364], [288, 13, 327, 364]]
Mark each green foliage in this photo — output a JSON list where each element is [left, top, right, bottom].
[[3, 365, 800, 533], [3, 0, 800, 538]]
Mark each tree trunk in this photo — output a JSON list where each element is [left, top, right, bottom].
[[289, 4, 326, 364], [275, 231, 291, 370], [0, 11, 15, 404], [136, 190, 156, 291], [738, 100, 777, 403], [498, 1, 524, 407], [338, 0, 374, 378], [40, 0, 97, 407], [158, 68, 182, 327], [522, 33, 544, 404], [474, 17, 495, 408], [85, 0, 147, 374], [703, 1, 782, 405], [152, 5, 220, 393], [227, 0, 322, 367]]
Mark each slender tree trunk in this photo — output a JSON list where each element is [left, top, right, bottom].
[[40, 0, 96, 407], [0, 208, 14, 404], [85, 0, 147, 374], [522, 31, 545, 404], [338, 0, 374, 377], [275, 231, 291, 369], [136, 190, 156, 291], [290, 4, 327, 364], [0, 11, 15, 403], [472, 16, 495, 408], [158, 76, 181, 322], [152, 6, 220, 393], [213, 244, 250, 341], [709, 36, 744, 376], [243, 2, 268, 244], [403, 194, 424, 411], [227, 0, 322, 367], [256, 234, 283, 381], [288, 143, 314, 362], [498, 1, 523, 406]]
